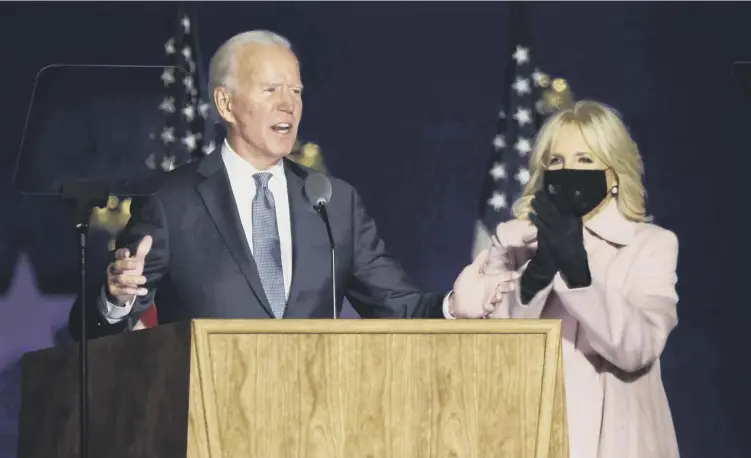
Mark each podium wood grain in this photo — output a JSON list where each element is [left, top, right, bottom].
[[18, 319, 568, 458], [188, 320, 567, 458]]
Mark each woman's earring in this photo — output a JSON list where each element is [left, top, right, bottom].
[[611, 185, 619, 195]]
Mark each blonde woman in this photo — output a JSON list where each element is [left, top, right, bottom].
[[448, 100, 680, 458]]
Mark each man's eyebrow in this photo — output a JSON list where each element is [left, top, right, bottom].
[[260, 82, 304, 89]]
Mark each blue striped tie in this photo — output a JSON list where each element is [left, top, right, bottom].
[[252, 172, 286, 318]]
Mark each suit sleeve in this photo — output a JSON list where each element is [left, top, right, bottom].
[[68, 194, 170, 341], [345, 189, 445, 318], [554, 230, 679, 373]]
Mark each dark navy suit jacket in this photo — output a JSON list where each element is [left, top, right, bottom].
[[70, 149, 444, 339]]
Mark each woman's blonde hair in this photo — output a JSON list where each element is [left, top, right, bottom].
[[511, 100, 648, 222]]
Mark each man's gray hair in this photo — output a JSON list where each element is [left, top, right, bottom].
[[207, 30, 293, 123]]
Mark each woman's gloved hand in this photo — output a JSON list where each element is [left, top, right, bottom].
[[529, 190, 592, 289]]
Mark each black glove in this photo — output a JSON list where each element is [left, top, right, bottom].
[[529, 190, 592, 289], [520, 234, 558, 304]]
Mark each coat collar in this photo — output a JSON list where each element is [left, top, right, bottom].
[[583, 199, 639, 246]]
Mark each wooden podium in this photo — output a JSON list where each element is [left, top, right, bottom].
[[17, 319, 568, 458]]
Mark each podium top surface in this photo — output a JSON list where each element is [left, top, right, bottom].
[[188, 318, 562, 335]]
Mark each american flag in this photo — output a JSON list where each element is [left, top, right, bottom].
[[146, 4, 215, 172], [139, 5, 216, 329], [472, 4, 548, 257]]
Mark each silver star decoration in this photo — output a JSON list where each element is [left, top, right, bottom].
[[514, 107, 532, 126], [493, 134, 506, 150], [532, 69, 545, 87], [161, 67, 175, 86], [489, 163, 506, 181], [198, 102, 210, 119], [165, 38, 175, 55], [488, 192, 507, 210], [182, 75, 194, 92], [182, 104, 195, 122], [513, 46, 530, 65], [515, 168, 530, 185], [514, 137, 532, 156], [512, 77, 531, 95], [181, 132, 198, 151], [159, 96, 176, 114], [160, 127, 176, 144], [181, 15, 191, 34]]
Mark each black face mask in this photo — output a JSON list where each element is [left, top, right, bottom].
[[542, 169, 608, 217]]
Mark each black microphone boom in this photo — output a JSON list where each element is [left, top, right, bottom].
[[303, 173, 337, 319]]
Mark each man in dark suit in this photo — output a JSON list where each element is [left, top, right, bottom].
[[70, 30, 515, 339]]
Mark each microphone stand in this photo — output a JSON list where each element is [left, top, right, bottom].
[[314, 202, 337, 319], [61, 180, 109, 458]]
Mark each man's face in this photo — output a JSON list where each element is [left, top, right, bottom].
[[216, 44, 303, 166]]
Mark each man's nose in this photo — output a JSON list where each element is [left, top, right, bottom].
[[276, 90, 295, 113]]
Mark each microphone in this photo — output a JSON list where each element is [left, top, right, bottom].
[[303, 173, 337, 319]]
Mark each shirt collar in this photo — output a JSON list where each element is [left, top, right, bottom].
[[583, 199, 639, 246], [220, 139, 286, 186]]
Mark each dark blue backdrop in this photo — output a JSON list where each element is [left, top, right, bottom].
[[0, 2, 746, 457]]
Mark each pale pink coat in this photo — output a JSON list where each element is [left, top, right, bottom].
[[488, 200, 680, 458]]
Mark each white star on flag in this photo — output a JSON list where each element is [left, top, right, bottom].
[[148, 5, 215, 172], [160, 127, 175, 144], [532, 69, 545, 87], [512, 77, 531, 95], [198, 102, 210, 119], [514, 107, 532, 126], [488, 192, 507, 210], [161, 67, 175, 86], [165, 38, 175, 55], [515, 168, 530, 185], [181, 15, 191, 34], [514, 137, 532, 156], [182, 104, 195, 122], [513, 46, 529, 65], [493, 134, 506, 150], [490, 163, 506, 180], [182, 132, 199, 151], [183, 75, 194, 92], [159, 97, 175, 113]]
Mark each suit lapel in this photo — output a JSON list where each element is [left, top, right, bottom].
[[283, 160, 326, 317], [195, 151, 274, 317]]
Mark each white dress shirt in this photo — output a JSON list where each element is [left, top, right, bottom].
[[99, 140, 293, 323]]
